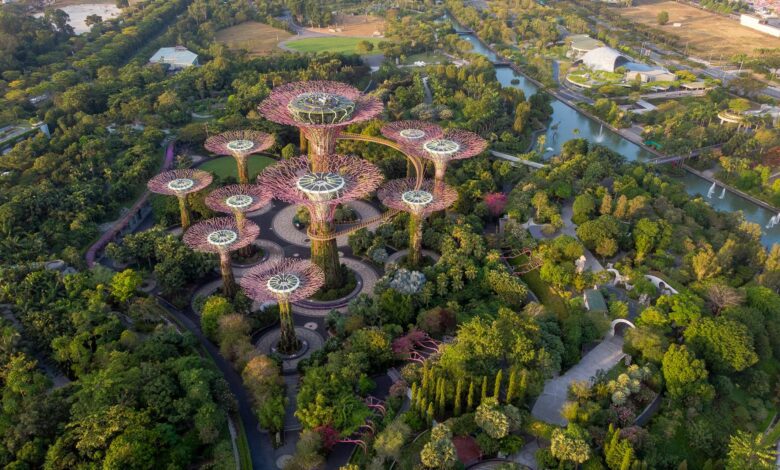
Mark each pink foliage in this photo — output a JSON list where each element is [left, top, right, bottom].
[[239, 258, 325, 303], [203, 130, 275, 157], [205, 184, 272, 214], [377, 178, 459, 216], [315, 424, 340, 451], [182, 217, 259, 254], [484, 192, 508, 217]]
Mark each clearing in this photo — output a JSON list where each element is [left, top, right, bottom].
[[198, 156, 276, 180], [35, 3, 122, 34], [615, 0, 780, 57], [215, 22, 292, 55], [305, 14, 385, 37], [285, 37, 384, 54]]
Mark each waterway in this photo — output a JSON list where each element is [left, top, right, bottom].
[[450, 18, 780, 247]]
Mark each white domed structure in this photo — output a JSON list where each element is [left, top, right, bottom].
[[578, 46, 630, 72]]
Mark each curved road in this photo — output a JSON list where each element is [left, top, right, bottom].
[[157, 296, 274, 470]]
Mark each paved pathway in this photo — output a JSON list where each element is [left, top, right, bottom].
[[531, 334, 625, 426], [385, 249, 440, 267], [232, 239, 284, 272], [255, 326, 324, 374], [271, 201, 380, 247], [293, 257, 379, 316]]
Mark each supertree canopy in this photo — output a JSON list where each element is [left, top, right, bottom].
[[378, 178, 458, 268], [240, 258, 324, 354], [258, 154, 383, 289], [148, 169, 213, 230], [183, 217, 259, 298], [257, 81, 383, 171], [407, 129, 487, 182], [205, 184, 272, 258], [380, 120, 443, 145], [204, 130, 275, 184]]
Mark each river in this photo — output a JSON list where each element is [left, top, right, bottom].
[[447, 18, 780, 247]]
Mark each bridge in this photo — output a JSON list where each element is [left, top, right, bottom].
[[454, 29, 475, 35], [492, 59, 511, 66], [646, 144, 721, 165], [490, 150, 547, 169]]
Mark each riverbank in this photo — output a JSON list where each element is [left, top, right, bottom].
[[447, 10, 780, 227]]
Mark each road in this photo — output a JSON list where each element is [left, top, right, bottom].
[[157, 297, 275, 470]]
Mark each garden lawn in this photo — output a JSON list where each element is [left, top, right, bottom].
[[285, 37, 384, 54], [515, 266, 569, 317], [198, 156, 276, 180]]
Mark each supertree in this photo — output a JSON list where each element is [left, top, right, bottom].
[[380, 120, 443, 145], [148, 169, 213, 230], [257, 81, 383, 171], [377, 178, 458, 268], [183, 217, 259, 298], [205, 184, 272, 257], [407, 128, 487, 184], [240, 259, 324, 354], [258, 154, 383, 289], [204, 130, 275, 184]]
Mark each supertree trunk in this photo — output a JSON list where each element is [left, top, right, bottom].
[[219, 251, 237, 298], [299, 129, 308, 155], [409, 213, 423, 268], [234, 154, 250, 185], [234, 211, 253, 258], [310, 218, 343, 290], [433, 161, 447, 184], [178, 195, 192, 230], [306, 128, 338, 172], [277, 300, 300, 354]]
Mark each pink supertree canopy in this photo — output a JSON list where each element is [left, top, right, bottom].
[[377, 178, 459, 217], [183, 217, 259, 254], [204, 130, 275, 157], [406, 128, 488, 164], [381, 120, 443, 145], [147, 169, 213, 196], [240, 258, 325, 303], [258, 81, 383, 129], [257, 154, 384, 221], [205, 184, 272, 214]]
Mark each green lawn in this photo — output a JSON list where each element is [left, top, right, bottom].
[[198, 156, 276, 180], [285, 37, 384, 54], [519, 269, 569, 317]]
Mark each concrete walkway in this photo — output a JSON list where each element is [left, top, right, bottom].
[[531, 334, 625, 426]]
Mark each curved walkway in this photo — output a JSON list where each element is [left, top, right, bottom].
[[385, 249, 440, 267], [233, 240, 284, 272], [271, 201, 380, 247], [293, 257, 379, 316], [255, 326, 324, 374], [531, 334, 625, 426]]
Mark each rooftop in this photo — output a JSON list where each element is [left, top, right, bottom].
[[149, 46, 199, 67], [584, 289, 608, 312], [568, 34, 604, 52], [578, 46, 630, 73]]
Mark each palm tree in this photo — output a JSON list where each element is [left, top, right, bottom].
[[727, 431, 776, 470]]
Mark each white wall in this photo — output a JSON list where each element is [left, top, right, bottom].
[[741, 14, 780, 38]]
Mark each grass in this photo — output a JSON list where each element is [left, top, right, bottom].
[[215, 22, 292, 55], [234, 417, 253, 470], [515, 265, 569, 317], [397, 430, 429, 469], [198, 156, 276, 180], [285, 37, 385, 54]]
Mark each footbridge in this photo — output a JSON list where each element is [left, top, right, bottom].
[[490, 150, 547, 169]]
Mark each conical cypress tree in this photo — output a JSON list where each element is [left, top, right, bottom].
[[426, 402, 434, 426], [620, 447, 633, 470], [453, 379, 463, 416], [411, 382, 418, 409], [421, 364, 429, 399], [480, 376, 488, 405], [437, 379, 446, 416], [506, 368, 518, 404], [467, 380, 475, 411], [518, 369, 528, 402], [493, 369, 503, 401]]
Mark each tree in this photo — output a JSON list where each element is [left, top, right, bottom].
[[200, 296, 233, 341], [116, 0, 129, 7], [420, 424, 457, 469], [633, 218, 660, 262], [356, 40, 375, 54], [572, 193, 596, 224], [85, 14, 103, 28], [684, 317, 758, 373], [374, 420, 412, 462], [661, 344, 714, 402], [475, 398, 509, 439], [110, 269, 142, 305], [551, 423, 591, 465], [493, 369, 503, 400], [705, 282, 744, 314], [727, 431, 777, 470], [657, 11, 669, 25]]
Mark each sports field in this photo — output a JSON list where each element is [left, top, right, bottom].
[[616, 0, 780, 56], [215, 22, 292, 55], [285, 37, 384, 54], [198, 156, 276, 180]]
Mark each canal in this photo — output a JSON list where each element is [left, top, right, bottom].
[[450, 18, 780, 247]]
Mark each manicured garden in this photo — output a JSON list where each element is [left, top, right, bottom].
[[285, 37, 385, 54], [198, 156, 276, 180]]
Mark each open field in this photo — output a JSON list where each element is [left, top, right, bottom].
[[615, 0, 780, 56], [215, 22, 292, 55], [285, 37, 385, 54], [198, 156, 276, 180], [306, 14, 385, 37]]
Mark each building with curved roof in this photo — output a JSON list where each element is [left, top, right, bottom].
[[577, 46, 629, 72]]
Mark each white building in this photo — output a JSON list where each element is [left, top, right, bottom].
[[576, 46, 630, 72], [626, 69, 676, 83], [149, 46, 199, 70]]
